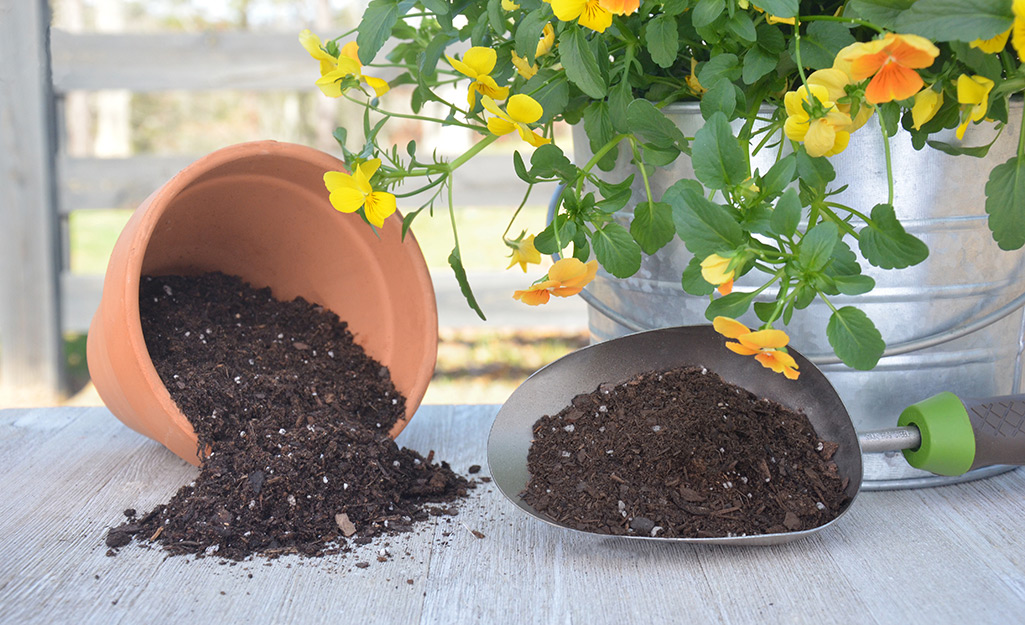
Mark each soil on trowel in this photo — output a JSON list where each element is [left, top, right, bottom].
[[522, 366, 849, 538], [104, 272, 469, 560]]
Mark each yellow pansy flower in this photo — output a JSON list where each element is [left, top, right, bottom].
[[323, 159, 397, 228], [481, 94, 551, 148], [506, 234, 542, 272], [971, 28, 1011, 54], [512, 24, 556, 79], [713, 317, 800, 380], [807, 68, 874, 132], [783, 84, 853, 158], [685, 57, 705, 96], [514, 258, 599, 305], [299, 29, 337, 75], [446, 47, 511, 108], [502, 0, 520, 9], [700, 254, 735, 290], [305, 36, 391, 98], [545, 0, 613, 33], [955, 74, 995, 140], [911, 87, 943, 130]]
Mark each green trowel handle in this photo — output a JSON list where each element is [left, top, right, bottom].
[[898, 392, 1025, 476]]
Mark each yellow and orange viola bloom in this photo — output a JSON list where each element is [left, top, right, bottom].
[[955, 74, 995, 140], [783, 84, 852, 158], [446, 47, 511, 108], [323, 159, 397, 228], [599, 0, 639, 16], [506, 234, 542, 272], [545, 0, 613, 33], [513, 258, 599, 305], [700, 253, 735, 296], [512, 23, 556, 80], [482, 94, 551, 148], [713, 317, 800, 380], [835, 33, 939, 105], [300, 31, 390, 98]]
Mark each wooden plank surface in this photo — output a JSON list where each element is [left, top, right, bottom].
[[0, 405, 1023, 625]]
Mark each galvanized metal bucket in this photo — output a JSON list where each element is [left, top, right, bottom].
[[568, 102, 1025, 489]]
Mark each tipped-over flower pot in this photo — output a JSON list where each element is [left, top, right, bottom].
[[87, 140, 438, 466]]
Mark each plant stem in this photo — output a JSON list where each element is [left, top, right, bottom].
[[880, 117, 895, 205], [343, 93, 484, 131], [502, 184, 536, 239], [1018, 99, 1025, 160]]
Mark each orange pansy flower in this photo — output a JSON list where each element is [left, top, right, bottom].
[[513, 258, 599, 305], [713, 316, 800, 379]]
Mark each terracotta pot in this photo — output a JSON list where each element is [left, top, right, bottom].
[[87, 140, 438, 466]]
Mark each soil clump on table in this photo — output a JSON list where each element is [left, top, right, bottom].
[[523, 366, 849, 538], [105, 272, 468, 560]]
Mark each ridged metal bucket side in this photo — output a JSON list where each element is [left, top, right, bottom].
[[575, 103, 1025, 487]]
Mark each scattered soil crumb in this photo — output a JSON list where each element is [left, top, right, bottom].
[[105, 272, 469, 560]]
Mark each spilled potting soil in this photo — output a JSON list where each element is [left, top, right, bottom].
[[105, 272, 468, 560], [523, 366, 849, 538]]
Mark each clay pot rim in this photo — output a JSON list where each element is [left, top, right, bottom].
[[115, 140, 382, 450]]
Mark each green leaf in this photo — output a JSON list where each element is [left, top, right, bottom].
[[799, 221, 839, 271], [357, 0, 401, 64], [572, 227, 591, 262], [513, 150, 531, 183], [560, 26, 607, 99], [770, 188, 802, 238], [743, 35, 781, 85], [699, 79, 737, 119], [583, 101, 619, 171], [796, 149, 836, 190], [986, 156, 1025, 250], [522, 70, 570, 124], [692, 0, 726, 28], [827, 307, 885, 370], [608, 79, 633, 134], [846, 0, 915, 28], [927, 139, 994, 158], [859, 203, 930, 269], [697, 53, 741, 88], [729, 10, 757, 39], [448, 248, 486, 320], [627, 99, 687, 148], [790, 21, 856, 70], [529, 144, 576, 180], [592, 222, 642, 278], [690, 112, 748, 190], [756, 0, 798, 16], [681, 256, 715, 296], [705, 291, 758, 321], [761, 154, 797, 196], [895, 0, 1012, 42], [641, 144, 682, 166], [646, 14, 680, 69], [420, 0, 449, 13], [515, 9, 549, 63], [665, 182, 745, 257], [534, 215, 578, 254], [833, 274, 876, 296], [630, 201, 676, 255]]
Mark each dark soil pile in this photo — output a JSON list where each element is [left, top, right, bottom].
[[522, 366, 849, 538], [105, 272, 468, 560]]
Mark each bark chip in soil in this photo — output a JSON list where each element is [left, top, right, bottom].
[[522, 366, 849, 538], [105, 272, 469, 560]]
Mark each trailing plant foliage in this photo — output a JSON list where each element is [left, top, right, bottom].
[[301, 0, 1025, 376]]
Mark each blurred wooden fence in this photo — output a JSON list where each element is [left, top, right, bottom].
[[0, 0, 537, 403]]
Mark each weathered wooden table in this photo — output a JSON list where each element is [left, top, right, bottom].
[[1, 405, 1022, 624]]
